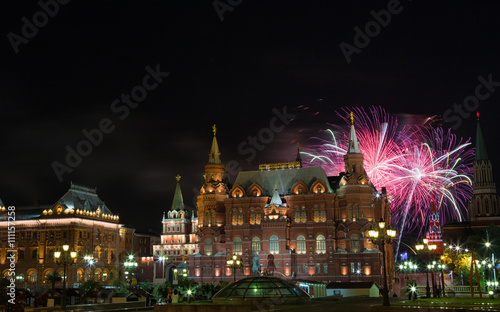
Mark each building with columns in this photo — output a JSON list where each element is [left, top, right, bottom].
[[189, 123, 395, 288]]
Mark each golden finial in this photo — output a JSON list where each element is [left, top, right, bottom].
[[275, 184, 278, 189], [175, 174, 181, 182], [297, 142, 300, 149], [350, 112, 354, 125], [212, 124, 217, 136]]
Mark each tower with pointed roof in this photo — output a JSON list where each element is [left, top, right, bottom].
[[197, 125, 229, 228], [153, 175, 198, 270], [188, 115, 394, 287], [469, 112, 499, 220]]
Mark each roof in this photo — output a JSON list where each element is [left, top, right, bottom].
[[326, 282, 379, 289], [1, 204, 52, 221], [475, 117, 489, 161], [347, 123, 360, 154], [170, 175, 185, 211], [54, 182, 113, 215], [233, 166, 332, 196], [208, 125, 221, 164]]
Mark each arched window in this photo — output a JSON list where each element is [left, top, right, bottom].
[[295, 208, 300, 223], [30, 272, 37, 283], [297, 235, 306, 254], [314, 207, 319, 222], [205, 212, 210, 226], [232, 210, 237, 225], [256, 209, 261, 225], [270, 235, 279, 254], [210, 211, 215, 225], [348, 206, 353, 219], [238, 209, 243, 225], [350, 234, 360, 253], [320, 206, 326, 222], [316, 235, 326, 254], [252, 237, 261, 254], [301, 207, 306, 222], [250, 209, 255, 225], [234, 237, 242, 255], [205, 239, 213, 256]]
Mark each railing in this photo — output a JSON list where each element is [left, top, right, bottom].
[[415, 285, 480, 294]]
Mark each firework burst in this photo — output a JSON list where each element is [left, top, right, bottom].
[[302, 106, 474, 255]]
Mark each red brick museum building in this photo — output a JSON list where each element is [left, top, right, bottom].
[[188, 123, 395, 289]]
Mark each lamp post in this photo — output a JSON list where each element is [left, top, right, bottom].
[[124, 255, 138, 284], [55, 245, 77, 310], [416, 239, 437, 298], [226, 254, 243, 282], [159, 256, 169, 285], [84, 255, 97, 281], [485, 241, 496, 284], [368, 218, 397, 307]]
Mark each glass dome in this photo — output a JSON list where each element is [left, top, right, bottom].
[[212, 276, 311, 305]]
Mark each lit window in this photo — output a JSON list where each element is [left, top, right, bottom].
[[252, 237, 261, 254], [270, 235, 279, 254], [324, 264, 328, 274], [320, 206, 326, 222], [205, 239, 212, 256], [232, 210, 237, 225], [316, 235, 326, 254], [234, 237, 242, 255], [314, 207, 319, 222], [301, 207, 306, 223], [296, 236, 306, 254]]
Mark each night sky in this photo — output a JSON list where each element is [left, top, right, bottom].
[[1, 1, 500, 233]]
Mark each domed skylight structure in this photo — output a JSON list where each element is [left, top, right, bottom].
[[212, 276, 311, 305]]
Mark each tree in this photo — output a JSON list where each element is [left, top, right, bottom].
[[46, 272, 62, 297], [0, 277, 10, 305], [113, 280, 128, 294]]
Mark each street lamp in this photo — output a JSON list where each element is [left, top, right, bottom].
[[159, 256, 169, 285], [124, 255, 138, 284], [84, 254, 97, 281], [55, 244, 77, 310], [226, 254, 243, 282], [485, 241, 496, 284], [368, 218, 397, 307], [416, 240, 437, 298]]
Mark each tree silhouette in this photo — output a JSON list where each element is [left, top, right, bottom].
[[46, 272, 62, 297]]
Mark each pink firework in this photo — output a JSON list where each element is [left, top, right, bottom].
[[302, 106, 474, 253]]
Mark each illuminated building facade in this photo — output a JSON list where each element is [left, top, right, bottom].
[[189, 124, 394, 288], [0, 183, 136, 289], [152, 175, 198, 284]]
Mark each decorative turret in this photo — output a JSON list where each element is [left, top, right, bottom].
[[340, 112, 370, 186], [197, 124, 229, 227], [426, 200, 443, 254], [469, 112, 499, 220]]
